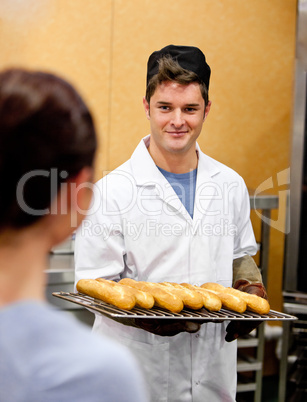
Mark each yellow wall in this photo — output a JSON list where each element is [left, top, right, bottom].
[[0, 0, 297, 311]]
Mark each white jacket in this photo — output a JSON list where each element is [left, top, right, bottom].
[[75, 135, 257, 402]]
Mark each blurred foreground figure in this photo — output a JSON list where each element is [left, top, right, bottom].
[[0, 68, 148, 402]]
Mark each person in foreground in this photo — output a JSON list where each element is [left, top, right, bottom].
[[75, 45, 268, 401], [0, 68, 148, 402]]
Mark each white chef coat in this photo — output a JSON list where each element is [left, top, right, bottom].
[[75, 135, 257, 402]]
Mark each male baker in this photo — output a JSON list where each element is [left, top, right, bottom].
[[75, 45, 267, 402]]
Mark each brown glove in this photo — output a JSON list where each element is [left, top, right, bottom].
[[233, 279, 268, 299], [134, 318, 201, 337], [111, 316, 202, 337], [225, 280, 268, 342]]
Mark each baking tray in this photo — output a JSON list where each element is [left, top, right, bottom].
[[53, 292, 297, 321]]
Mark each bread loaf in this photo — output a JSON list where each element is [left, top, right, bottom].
[[201, 282, 247, 313], [201, 282, 270, 315], [119, 278, 184, 313], [76, 279, 136, 310], [160, 282, 204, 310], [97, 278, 155, 310], [180, 283, 222, 311], [225, 286, 270, 315]]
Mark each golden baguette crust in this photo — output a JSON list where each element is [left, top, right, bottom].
[[211, 291, 246, 314], [121, 284, 155, 310], [200, 283, 247, 313], [77, 277, 268, 315], [119, 278, 184, 313], [225, 287, 270, 315], [201, 282, 270, 315], [160, 282, 204, 310], [76, 279, 136, 310], [97, 278, 155, 309], [180, 283, 222, 311], [200, 282, 226, 293]]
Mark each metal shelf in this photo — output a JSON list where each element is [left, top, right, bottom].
[[237, 336, 259, 349], [237, 382, 257, 393], [235, 193, 278, 401], [237, 357, 262, 373]]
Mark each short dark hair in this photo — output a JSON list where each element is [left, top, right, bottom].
[[0, 68, 97, 229], [145, 56, 209, 106]]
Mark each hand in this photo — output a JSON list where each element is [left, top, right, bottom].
[[233, 280, 268, 299], [134, 318, 201, 337], [225, 320, 262, 342], [225, 280, 267, 342]]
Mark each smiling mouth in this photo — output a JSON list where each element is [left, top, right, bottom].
[[167, 131, 187, 136]]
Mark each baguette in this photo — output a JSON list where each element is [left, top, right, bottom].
[[160, 282, 204, 310], [180, 283, 222, 312], [201, 282, 226, 293], [97, 278, 155, 310], [76, 279, 136, 310], [225, 286, 270, 315], [119, 278, 184, 313], [201, 282, 270, 315], [200, 283, 247, 313]]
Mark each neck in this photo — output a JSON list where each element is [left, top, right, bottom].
[[0, 227, 50, 307], [148, 146, 198, 174]]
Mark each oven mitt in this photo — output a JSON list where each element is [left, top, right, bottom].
[[232, 255, 264, 287]]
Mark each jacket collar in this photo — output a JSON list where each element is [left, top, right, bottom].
[[131, 135, 221, 186], [130, 136, 222, 224], [130, 135, 161, 185]]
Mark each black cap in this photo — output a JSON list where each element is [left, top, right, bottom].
[[146, 44, 211, 89]]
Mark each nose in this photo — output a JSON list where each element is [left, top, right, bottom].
[[170, 109, 185, 127]]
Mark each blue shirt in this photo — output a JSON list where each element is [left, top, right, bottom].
[[157, 166, 197, 218], [0, 301, 148, 402]]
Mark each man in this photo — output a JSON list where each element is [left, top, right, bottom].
[[75, 45, 267, 402]]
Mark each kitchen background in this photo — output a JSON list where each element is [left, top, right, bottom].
[[0, 0, 297, 314]]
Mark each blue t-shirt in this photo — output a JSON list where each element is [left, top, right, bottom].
[[158, 166, 197, 218], [0, 301, 148, 402]]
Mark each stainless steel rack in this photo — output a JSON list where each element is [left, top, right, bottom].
[[52, 291, 296, 321]]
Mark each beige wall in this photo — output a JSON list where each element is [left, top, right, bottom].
[[0, 0, 297, 311]]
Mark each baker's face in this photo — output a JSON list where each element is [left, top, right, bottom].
[[143, 81, 211, 159]]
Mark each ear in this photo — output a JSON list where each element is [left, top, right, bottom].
[[143, 96, 150, 120], [52, 167, 94, 227], [44, 167, 94, 247], [68, 167, 94, 219], [204, 100, 212, 121]]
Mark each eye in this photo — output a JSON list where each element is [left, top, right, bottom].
[[159, 105, 170, 111], [185, 107, 197, 113]]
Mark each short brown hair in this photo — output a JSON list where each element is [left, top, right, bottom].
[[145, 56, 209, 106], [0, 68, 97, 229]]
